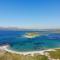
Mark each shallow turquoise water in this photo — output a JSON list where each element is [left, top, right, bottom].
[[0, 30, 60, 52]]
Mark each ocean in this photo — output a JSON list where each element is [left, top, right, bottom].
[[0, 30, 60, 52]]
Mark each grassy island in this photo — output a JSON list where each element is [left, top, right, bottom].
[[24, 32, 40, 38]]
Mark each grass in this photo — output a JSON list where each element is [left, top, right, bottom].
[[0, 49, 60, 60], [0, 51, 48, 60], [48, 49, 60, 59]]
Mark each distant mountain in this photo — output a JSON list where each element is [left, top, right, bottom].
[[0, 27, 60, 32]]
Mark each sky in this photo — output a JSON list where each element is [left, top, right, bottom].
[[0, 0, 60, 29]]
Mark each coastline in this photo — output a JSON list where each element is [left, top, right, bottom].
[[0, 45, 57, 56]]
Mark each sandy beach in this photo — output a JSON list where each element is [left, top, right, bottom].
[[0, 45, 56, 56]]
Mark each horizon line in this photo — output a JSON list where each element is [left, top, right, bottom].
[[0, 26, 60, 30]]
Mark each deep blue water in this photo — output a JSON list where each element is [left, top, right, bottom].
[[0, 30, 60, 52]]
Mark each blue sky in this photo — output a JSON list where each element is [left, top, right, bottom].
[[0, 0, 60, 29]]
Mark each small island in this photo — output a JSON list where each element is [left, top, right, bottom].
[[24, 32, 40, 38]]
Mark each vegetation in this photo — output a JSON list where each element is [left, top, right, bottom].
[[0, 51, 48, 60], [0, 49, 60, 60], [47, 49, 60, 59]]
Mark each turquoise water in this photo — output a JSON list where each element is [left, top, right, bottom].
[[0, 30, 60, 52]]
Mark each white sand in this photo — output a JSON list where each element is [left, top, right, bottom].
[[0, 45, 57, 56]]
